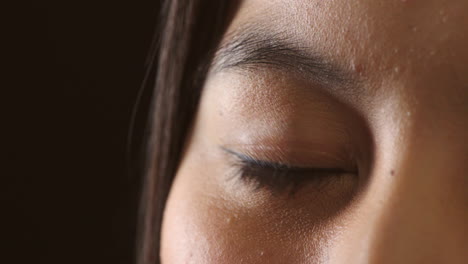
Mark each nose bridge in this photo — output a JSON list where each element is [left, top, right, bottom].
[[329, 103, 468, 263], [329, 122, 468, 263], [330, 163, 444, 263], [360, 157, 446, 263]]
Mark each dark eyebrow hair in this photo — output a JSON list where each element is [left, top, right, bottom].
[[211, 28, 356, 87]]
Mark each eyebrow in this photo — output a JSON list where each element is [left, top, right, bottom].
[[211, 28, 356, 88]]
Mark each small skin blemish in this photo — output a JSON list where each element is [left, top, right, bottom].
[[350, 61, 365, 76], [355, 64, 365, 76], [390, 170, 395, 176]]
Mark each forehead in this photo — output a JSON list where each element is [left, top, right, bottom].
[[222, 0, 468, 118], [231, 0, 468, 63]]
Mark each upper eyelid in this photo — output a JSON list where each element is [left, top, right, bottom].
[[221, 147, 353, 174], [222, 147, 291, 168], [223, 147, 357, 195]]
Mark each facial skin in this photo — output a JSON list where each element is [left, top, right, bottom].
[[161, 0, 468, 263]]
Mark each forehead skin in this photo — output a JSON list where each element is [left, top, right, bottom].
[[227, 0, 468, 114]]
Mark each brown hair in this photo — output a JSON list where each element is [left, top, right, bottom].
[[137, 1, 236, 263]]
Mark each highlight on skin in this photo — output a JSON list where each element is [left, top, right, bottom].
[[159, 0, 468, 263]]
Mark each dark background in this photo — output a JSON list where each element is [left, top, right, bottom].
[[5, 1, 160, 263]]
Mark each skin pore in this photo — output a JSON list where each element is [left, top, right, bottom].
[[161, 0, 468, 263]]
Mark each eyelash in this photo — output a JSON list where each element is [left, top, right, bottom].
[[223, 148, 353, 195]]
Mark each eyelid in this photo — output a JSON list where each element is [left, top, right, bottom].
[[221, 147, 357, 173], [222, 147, 356, 195], [220, 140, 358, 171], [222, 147, 351, 173]]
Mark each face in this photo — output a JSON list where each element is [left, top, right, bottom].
[[161, 0, 468, 263]]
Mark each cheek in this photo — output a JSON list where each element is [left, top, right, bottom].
[[160, 153, 229, 264], [161, 153, 271, 263], [160, 150, 332, 264]]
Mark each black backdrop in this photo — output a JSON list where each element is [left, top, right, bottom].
[[5, 1, 159, 263]]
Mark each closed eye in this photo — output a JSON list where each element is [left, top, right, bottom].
[[222, 147, 357, 196]]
